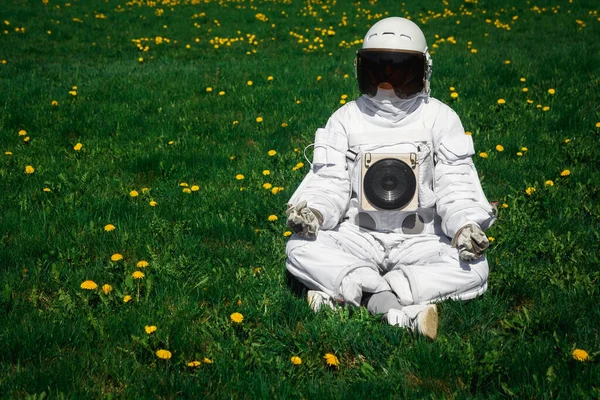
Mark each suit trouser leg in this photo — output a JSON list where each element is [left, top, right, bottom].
[[384, 235, 489, 305], [286, 222, 390, 305]]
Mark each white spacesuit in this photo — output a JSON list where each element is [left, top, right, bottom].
[[286, 17, 496, 339]]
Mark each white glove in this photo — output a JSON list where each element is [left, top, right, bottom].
[[452, 223, 489, 262], [286, 201, 323, 238]]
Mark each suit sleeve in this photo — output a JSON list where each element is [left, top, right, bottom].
[[433, 108, 496, 239], [287, 109, 351, 230]]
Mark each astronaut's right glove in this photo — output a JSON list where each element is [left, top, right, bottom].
[[452, 222, 489, 262], [286, 201, 323, 239]]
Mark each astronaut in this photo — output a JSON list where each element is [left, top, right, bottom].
[[285, 17, 496, 340]]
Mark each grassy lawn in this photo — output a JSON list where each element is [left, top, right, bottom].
[[1, 0, 599, 397]]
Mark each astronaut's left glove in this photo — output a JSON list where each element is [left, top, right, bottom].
[[286, 201, 323, 239], [452, 223, 489, 262]]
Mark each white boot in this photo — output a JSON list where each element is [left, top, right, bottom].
[[307, 290, 336, 312], [387, 304, 438, 340]]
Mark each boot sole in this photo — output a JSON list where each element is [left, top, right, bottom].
[[419, 305, 438, 340]]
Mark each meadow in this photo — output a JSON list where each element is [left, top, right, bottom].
[[1, 0, 599, 397]]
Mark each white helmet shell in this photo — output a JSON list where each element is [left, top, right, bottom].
[[362, 17, 427, 52]]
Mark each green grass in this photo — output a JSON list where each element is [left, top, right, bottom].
[[1, 0, 600, 397]]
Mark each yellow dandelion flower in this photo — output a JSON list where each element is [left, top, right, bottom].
[[137, 260, 149, 268], [73, 143, 83, 151], [233, 120, 239, 125], [123, 295, 132, 303], [293, 162, 305, 170], [230, 312, 244, 323], [572, 349, 590, 362], [187, 185, 198, 192], [141, 187, 149, 194], [596, 122, 600, 128], [283, 231, 292, 237], [497, 99, 506, 105], [206, 87, 213, 92], [268, 214, 278, 221], [145, 325, 157, 334], [182, 188, 192, 193], [69, 90, 77, 96], [502, 203, 509, 208], [316, 75, 322, 81], [542, 106, 550, 111], [560, 169, 570, 176], [340, 99, 346, 105], [149, 200, 157, 206], [102, 284, 112, 295], [132, 271, 145, 279], [43, 187, 51, 192], [80, 280, 98, 290], [25, 165, 35, 174], [23, 136, 30, 143], [104, 224, 116, 232], [522, 87, 529, 92], [564, 139, 571, 143], [545, 180, 554, 186], [5, 151, 13, 155], [263, 170, 270, 176], [281, 122, 288, 127], [341, 94, 348, 100], [188, 360, 201, 367], [496, 145, 504, 152], [236, 174, 245, 180], [479, 152, 488, 158], [156, 349, 172, 360], [465, 131, 472, 136], [291, 356, 302, 365], [271, 187, 284, 194], [111, 253, 123, 261], [521, 147, 528, 151], [450, 92, 459, 99], [263, 183, 273, 189], [323, 353, 340, 367], [130, 190, 139, 197], [256, 116, 263, 123], [203, 357, 213, 364], [267, 76, 274, 81], [218, 91, 225, 96], [247, 80, 253, 86], [520, 77, 526, 82], [504, 60, 511, 64], [268, 150, 277, 156], [18, 129, 26, 136], [526, 187, 536, 196], [488, 237, 495, 242], [138, 57, 144, 63], [548, 88, 556, 95], [517, 152, 523, 157], [51, 100, 59, 106], [179, 182, 189, 187]]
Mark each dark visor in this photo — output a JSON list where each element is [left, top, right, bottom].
[[356, 49, 426, 99]]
